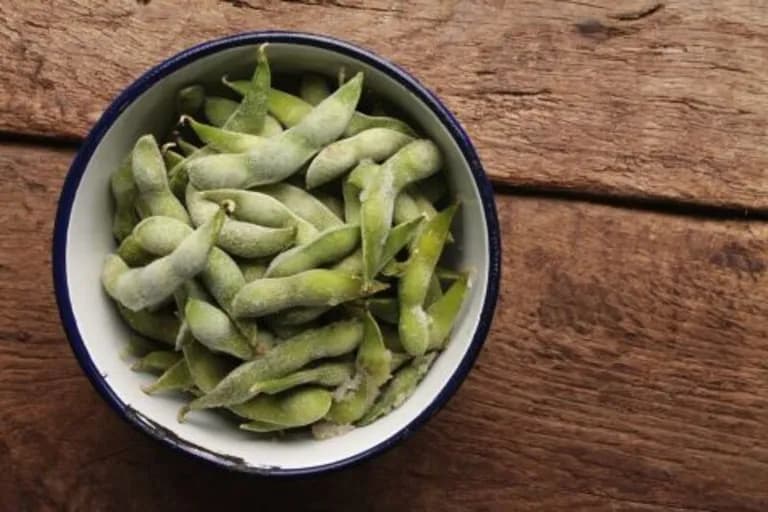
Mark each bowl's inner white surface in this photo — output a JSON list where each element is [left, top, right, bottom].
[[67, 43, 490, 470]]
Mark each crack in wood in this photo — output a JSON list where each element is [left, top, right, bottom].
[[608, 2, 664, 22], [278, 0, 398, 14], [219, 0, 265, 10]]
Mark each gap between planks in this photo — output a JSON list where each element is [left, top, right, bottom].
[[4, 133, 766, 222]]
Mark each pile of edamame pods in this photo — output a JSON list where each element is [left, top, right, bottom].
[[103, 45, 470, 438]]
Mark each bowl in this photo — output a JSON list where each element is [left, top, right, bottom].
[[53, 31, 501, 475]]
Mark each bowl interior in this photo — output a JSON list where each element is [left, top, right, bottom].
[[63, 39, 492, 472]]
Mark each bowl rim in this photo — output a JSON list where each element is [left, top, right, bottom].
[[52, 30, 501, 476]]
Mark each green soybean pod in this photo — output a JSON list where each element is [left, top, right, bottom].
[[187, 74, 363, 190], [131, 350, 182, 374], [239, 260, 268, 283], [398, 204, 457, 356], [227, 80, 416, 138], [300, 73, 331, 106], [426, 273, 470, 350], [182, 338, 236, 395], [265, 88, 313, 127], [314, 193, 345, 221], [200, 188, 319, 244], [204, 96, 239, 127], [343, 177, 361, 225], [110, 156, 139, 242], [142, 359, 194, 395], [176, 84, 205, 116], [162, 147, 186, 171], [186, 185, 296, 259], [116, 304, 180, 345], [131, 135, 191, 225], [357, 352, 436, 426], [185, 299, 253, 360], [380, 323, 404, 352], [184, 319, 363, 411], [305, 128, 413, 189], [183, 116, 263, 153], [222, 44, 270, 135], [101, 209, 225, 312], [116, 234, 154, 267], [174, 137, 200, 157], [120, 334, 161, 360], [232, 269, 387, 318], [343, 112, 417, 138], [248, 361, 354, 395], [326, 312, 391, 425], [389, 351, 411, 372], [234, 387, 333, 432], [255, 183, 343, 232], [267, 306, 329, 328], [265, 224, 360, 278], [206, 94, 283, 135], [360, 140, 442, 283]]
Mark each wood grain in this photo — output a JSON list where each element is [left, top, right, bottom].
[[2, 143, 767, 511], [1, 1, 767, 209]]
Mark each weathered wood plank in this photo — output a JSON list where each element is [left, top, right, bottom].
[[2, 144, 767, 511], [0, 1, 766, 209]]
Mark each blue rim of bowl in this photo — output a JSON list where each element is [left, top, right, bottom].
[[52, 30, 501, 476]]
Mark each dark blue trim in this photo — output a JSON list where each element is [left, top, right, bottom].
[[52, 31, 501, 476]]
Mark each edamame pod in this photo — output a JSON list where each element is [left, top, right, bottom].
[[120, 334, 161, 360], [131, 135, 191, 225], [184, 319, 363, 410], [361, 140, 442, 282], [174, 137, 199, 157], [399, 204, 457, 356], [176, 84, 205, 116], [232, 269, 387, 318], [227, 79, 415, 138], [116, 233, 154, 267], [426, 273, 469, 350], [343, 111, 416, 138], [200, 188, 319, 244], [343, 176, 361, 224], [239, 260, 267, 282], [255, 183, 343, 232], [326, 312, 391, 425], [110, 157, 139, 242], [300, 73, 330, 106], [161, 147, 185, 171], [183, 116, 263, 153], [265, 224, 360, 278], [101, 209, 224, 311], [131, 350, 181, 374], [186, 185, 296, 259], [357, 352, 436, 426], [248, 361, 354, 395], [187, 73, 363, 190], [222, 44, 270, 135], [267, 305, 329, 327], [183, 338, 237, 393], [204, 96, 238, 127], [185, 299, 253, 360], [116, 304, 180, 345], [234, 387, 333, 432], [305, 128, 413, 189], [142, 359, 193, 395]]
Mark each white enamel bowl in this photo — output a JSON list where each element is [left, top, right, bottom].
[[53, 32, 501, 475]]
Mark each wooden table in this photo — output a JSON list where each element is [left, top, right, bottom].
[[2, 1, 767, 510]]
